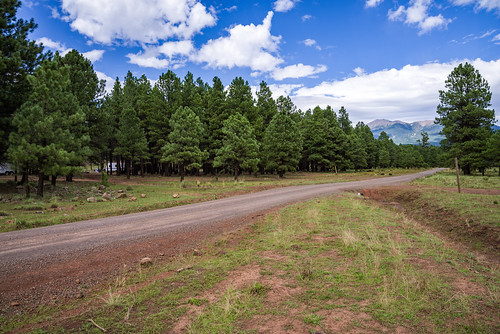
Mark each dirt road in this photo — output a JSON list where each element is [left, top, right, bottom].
[[0, 169, 443, 310]]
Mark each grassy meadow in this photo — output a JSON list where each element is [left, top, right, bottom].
[[2, 169, 499, 333]]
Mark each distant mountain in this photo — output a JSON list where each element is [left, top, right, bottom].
[[367, 119, 500, 145], [367, 119, 443, 145]]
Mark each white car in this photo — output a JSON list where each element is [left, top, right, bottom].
[[0, 163, 15, 175]]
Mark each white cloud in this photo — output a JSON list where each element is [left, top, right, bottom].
[[353, 67, 366, 76], [159, 40, 194, 58], [268, 84, 304, 99], [301, 14, 312, 21], [365, 0, 384, 8], [272, 64, 327, 80], [387, 0, 451, 34], [273, 0, 299, 12], [127, 51, 171, 69], [290, 59, 500, 123], [193, 12, 325, 80], [302, 38, 322, 50], [96, 71, 114, 93], [37, 37, 67, 53], [194, 11, 282, 72], [451, 0, 500, 13], [82, 49, 105, 62], [38, 37, 104, 61], [57, 0, 216, 45], [493, 33, 500, 44]]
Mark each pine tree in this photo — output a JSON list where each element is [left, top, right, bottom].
[[0, 0, 45, 162], [114, 105, 149, 179], [8, 58, 86, 197], [435, 62, 495, 175], [255, 81, 277, 142], [214, 113, 260, 180], [161, 106, 207, 182], [205, 77, 228, 172], [262, 111, 302, 177], [227, 77, 257, 126]]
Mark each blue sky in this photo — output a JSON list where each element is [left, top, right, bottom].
[[19, 0, 500, 123]]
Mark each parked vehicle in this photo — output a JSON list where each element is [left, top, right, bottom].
[[0, 163, 15, 175]]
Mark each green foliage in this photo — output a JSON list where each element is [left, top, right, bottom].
[[436, 62, 495, 174], [161, 106, 207, 181], [0, 0, 45, 162], [214, 113, 260, 180], [8, 57, 88, 196], [115, 105, 149, 178], [262, 111, 302, 177]]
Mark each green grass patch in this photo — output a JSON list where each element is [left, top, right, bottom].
[[3, 188, 498, 333]]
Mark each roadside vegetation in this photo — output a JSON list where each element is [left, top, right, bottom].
[[2, 172, 498, 333], [0, 169, 423, 233]]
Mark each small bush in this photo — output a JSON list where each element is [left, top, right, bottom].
[[100, 171, 110, 187]]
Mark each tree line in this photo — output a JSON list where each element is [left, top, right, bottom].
[[2, 1, 497, 199]]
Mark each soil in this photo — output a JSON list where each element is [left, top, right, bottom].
[[362, 185, 500, 263]]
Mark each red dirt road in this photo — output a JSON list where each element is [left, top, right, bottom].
[[0, 169, 443, 311]]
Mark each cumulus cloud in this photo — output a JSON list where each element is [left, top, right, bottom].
[[272, 64, 327, 80], [37, 37, 104, 61], [273, 0, 299, 12], [194, 11, 282, 72], [57, 0, 216, 45], [290, 59, 500, 123], [365, 0, 384, 8], [387, 0, 452, 34], [302, 38, 322, 50], [451, 0, 500, 13], [96, 71, 115, 93], [82, 49, 105, 62]]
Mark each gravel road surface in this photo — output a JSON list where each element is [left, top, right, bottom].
[[0, 169, 443, 310]]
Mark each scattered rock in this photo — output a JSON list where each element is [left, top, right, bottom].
[[141, 193, 147, 198], [91, 186, 97, 191], [128, 194, 134, 197], [118, 189, 124, 193], [11, 301, 20, 307], [140, 257, 153, 266], [73, 196, 79, 201], [66, 206, 76, 211], [98, 185, 106, 191], [6, 220, 13, 224], [176, 265, 193, 273], [86, 197, 97, 203], [173, 193, 179, 198], [116, 193, 127, 199], [217, 250, 227, 256], [128, 197, 137, 202], [76, 279, 80, 284], [193, 248, 203, 256], [50, 204, 58, 209], [159, 253, 165, 256], [34, 211, 44, 214], [102, 192, 112, 201], [76, 292, 84, 299]]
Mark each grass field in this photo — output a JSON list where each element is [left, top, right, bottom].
[[2, 170, 499, 333], [0, 169, 423, 233]]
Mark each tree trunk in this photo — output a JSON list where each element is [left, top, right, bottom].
[[140, 158, 144, 177], [51, 175, 57, 187], [126, 159, 131, 179], [179, 163, 185, 182], [37, 172, 44, 197], [23, 171, 30, 198], [66, 173, 73, 182], [234, 165, 239, 181]]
